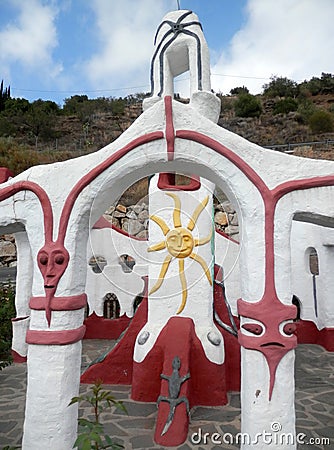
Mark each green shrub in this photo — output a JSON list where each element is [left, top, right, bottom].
[[297, 100, 317, 123], [0, 283, 16, 370], [230, 86, 249, 95], [308, 110, 334, 133], [273, 97, 298, 115], [234, 93, 262, 118], [263, 76, 299, 98], [69, 380, 127, 449]]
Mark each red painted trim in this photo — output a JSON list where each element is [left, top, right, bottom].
[[272, 175, 334, 202], [157, 172, 201, 191], [0, 167, 14, 183], [93, 217, 148, 240], [11, 316, 29, 322], [215, 228, 239, 244], [0, 181, 54, 241], [58, 132, 163, 244], [26, 325, 86, 345], [29, 294, 87, 311], [164, 96, 175, 161], [176, 130, 270, 196], [11, 349, 27, 363]]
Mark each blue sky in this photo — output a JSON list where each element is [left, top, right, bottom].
[[0, 0, 333, 105]]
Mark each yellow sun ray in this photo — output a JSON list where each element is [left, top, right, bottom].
[[176, 259, 187, 314], [149, 254, 172, 294], [189, 252, 212, 285], [150, 215, 170, 235], [187, 195, 209, 231], [194, 227, 212, 247], [166, 192, 182, 228], [147, 241, 166, 252]]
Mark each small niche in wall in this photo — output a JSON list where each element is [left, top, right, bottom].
[[308, 247, 319, 276], [89, 255, 107, 274], [103, 293, 120, 319], [119, 254, 136, 273]]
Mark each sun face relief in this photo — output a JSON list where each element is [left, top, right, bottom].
[[148, 192, 212, 314], [166, 227, 194, 258]]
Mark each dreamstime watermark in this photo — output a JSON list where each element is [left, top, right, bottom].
[[190, 422, 331, 446]]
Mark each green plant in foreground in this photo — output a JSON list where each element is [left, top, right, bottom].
[[69, 380, 127, 450], [0, 282, 16, 371]]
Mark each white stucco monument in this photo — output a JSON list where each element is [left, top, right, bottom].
[[2, 8, 334, 449]]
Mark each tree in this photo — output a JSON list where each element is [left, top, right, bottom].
[[262, 76, 299, 98], [24, 100, 60, 147], [234, 93, 262, 118], [308, 110, 334, 133], [0, 80, 11, 112], [273, 97, 298, 115], [230, 86, 249, 95], [63, 95, 89, 116]]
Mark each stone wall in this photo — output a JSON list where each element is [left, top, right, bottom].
[[0, 234, 17, 267]]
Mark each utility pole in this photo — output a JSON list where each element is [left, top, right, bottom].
[[177, 0, 181, 10]]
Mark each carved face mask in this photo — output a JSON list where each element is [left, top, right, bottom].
[[37, 242, 69, 325], [238, 296, 297, 400]]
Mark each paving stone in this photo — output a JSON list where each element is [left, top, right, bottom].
[[130, 433, 155, 448], [117, 417, 156, 430], [113, 400, 157, 417], [228, 392, 241, 409], [296, 418, 320, 428], [316, 426, 334, 438], [176, 444, 192, 450], [103, 421, 129, 436], [0, 342, 334, 448], [0, 421, 17, 433], [191, 406, 229, 421], [311, 402, 329, 412]]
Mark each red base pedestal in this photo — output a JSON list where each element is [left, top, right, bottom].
[[296, 320, 334, 351], [84, 312, 130, 340]]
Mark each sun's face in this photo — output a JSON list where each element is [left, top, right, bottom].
[[166, 227, 194, 258], [148, 192, 212, 314]]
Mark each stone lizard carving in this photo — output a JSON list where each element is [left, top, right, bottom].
[[157, 355, 190, 435]]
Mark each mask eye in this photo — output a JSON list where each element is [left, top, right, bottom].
[[39, 254, 48, 265], [283, 323, 296, 335], [55, 254, 65, 265], [242, 323, 263, 335]]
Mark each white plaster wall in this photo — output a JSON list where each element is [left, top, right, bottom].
[[11, 231, 33, 357], [22, 342, 82, 450], [86, 228, 147, 316], [214, 232, 241, 315], [241, 348, 296, 450], [15, 231, 33, 316], [134, 175, 225, 364], [274, 187, 334, 307], [150, 10, 211, 97], [291, 220, 334, 327]]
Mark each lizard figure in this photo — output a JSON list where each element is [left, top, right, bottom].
[[157, 355, 190, 435]]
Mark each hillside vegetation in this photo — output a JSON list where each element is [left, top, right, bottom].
[[0, 74, 334, 175]]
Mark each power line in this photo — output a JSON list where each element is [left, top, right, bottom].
[[11, 72, 272, 96]]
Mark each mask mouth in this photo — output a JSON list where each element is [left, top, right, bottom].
[[260, 342, 285, 348], [44, 285, 55, 289]]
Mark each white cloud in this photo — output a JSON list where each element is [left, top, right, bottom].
[[211, 0, 334, 94], [0, 0, 62, 79], [85, 0, 175, 93]]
